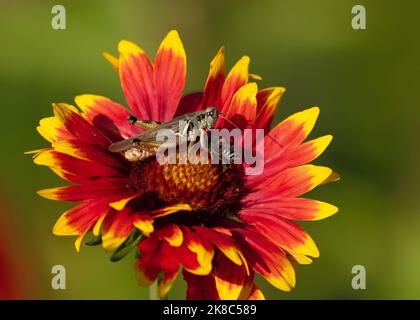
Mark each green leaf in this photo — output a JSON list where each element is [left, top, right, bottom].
[[110, 229, 143, 262]]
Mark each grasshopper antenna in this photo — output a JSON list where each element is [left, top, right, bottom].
[[218, 113, 240, 130], [219, 113, 284, 149]]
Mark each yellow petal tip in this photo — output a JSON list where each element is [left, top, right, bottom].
[[52, 213, 79, 236], [316, 202, 339, 220], [118, 40, 145, 57], [37, 188, 59, 200]]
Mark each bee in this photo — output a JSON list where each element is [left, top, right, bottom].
[[108, 107, 220, 162]]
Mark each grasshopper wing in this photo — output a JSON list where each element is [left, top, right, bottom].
[[108, 114, 192, 153]]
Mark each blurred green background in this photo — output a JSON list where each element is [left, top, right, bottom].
[[0, 0, 419, 299]]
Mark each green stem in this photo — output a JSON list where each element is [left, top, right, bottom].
[[149, 281, 160, 300]]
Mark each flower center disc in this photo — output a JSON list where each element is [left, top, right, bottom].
[[130, 158, 246, 225]]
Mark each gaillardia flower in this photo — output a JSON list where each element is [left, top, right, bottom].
[[30, 30, 338, 299]]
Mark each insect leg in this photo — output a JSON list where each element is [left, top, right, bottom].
[[181, 118, 192, 139], [216, 136, 241, 164]]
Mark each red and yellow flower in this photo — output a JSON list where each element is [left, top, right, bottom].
[[30, 30, 338, 299]]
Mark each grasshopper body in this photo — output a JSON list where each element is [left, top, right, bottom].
[[108, 107, 219, 162]]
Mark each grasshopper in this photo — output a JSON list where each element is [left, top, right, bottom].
[[108, 107, 227, 162]]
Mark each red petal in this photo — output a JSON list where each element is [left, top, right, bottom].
[[37, 116, 73, 143], [52, 103, 110, 149], [33, 150, 127, 183], [180, 227, 214, 276], [246, 165, 332, 198], [160, 241, 180, 274], [53, 200, 108, 235], [254, 87, 285, 132], [52, 139, 128, 169], [174, 92, 203, 117], [202, 47, 225, 109], [176, 242, 202, 272], [220, 56, 249, 114], [183, 271, 219, 300], [220, 83, 257, 129], [37, 177, 131, 202], [156, 224, 183, 247], [250, 136, 333, 184], [260, 107, 320, 161], [118, 40, 156, 121], [75, 94, 142, 141], [193, 226, 245, 268], [53, 200, 110, 252], [136, 237, 163, 286], [213, 253, 246, 300], [101, 209, 135, 251], [239, 213, 319, 258], [154, 30, 187, 122], [242, 197, 338, 221], [159, 242, 181, 297], [234, 228, 295, 292]]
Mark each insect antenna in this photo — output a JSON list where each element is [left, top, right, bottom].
[[219, 112, 285, 149], [218, 113, 240, 130]]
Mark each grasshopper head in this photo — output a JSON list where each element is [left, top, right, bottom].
[[205, 106, 219, 128]]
